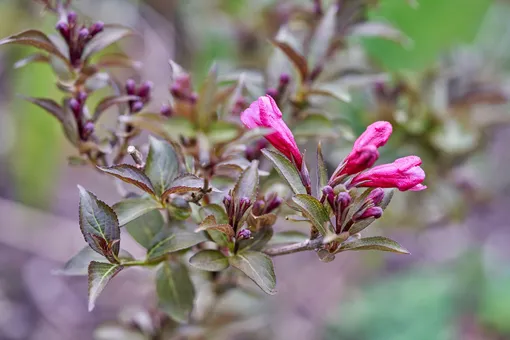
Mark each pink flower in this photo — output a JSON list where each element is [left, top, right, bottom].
[[241, 95, 303, 169], [351, 156, 426, 191], [338, 121, 393, 176]]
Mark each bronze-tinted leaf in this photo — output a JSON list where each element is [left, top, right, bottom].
[[156, 262, 195, 323], [96, 53, 142, 70], [147, 230, 207, 261], [189, 250, 229, 272], [88, 261, 123, 311], [21, 96, 64, 122], [195, 215, 234, 239], [338, 236, 410, 254], [271, 39, 308, 81], [145, 136, 180, 197], [82, 24, 136, 61], [161, 174, 204, 200], [0, 29, 70, 65], [14, 53, 50, 69], [99, 164, 155, 195], [229, 251, 277, 295], [93, 95, 140, 121], [247, 213, 277, 230], [78, 186, 120, 259]]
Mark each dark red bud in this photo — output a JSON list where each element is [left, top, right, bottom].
[[160, 104, 173, 117], [77, 91, 88, 104], [89, 21, 104, 36], [189, 93, 198, 104], [266, 88, 278, 98], [56, 21, 70, 40], [69, 98, 81, 116], [78, 27, 90, 40], [252, 200, 265, 216], [368, 188, 385, 206], [137, 81, 153, 99], [265, 196, 282, 213], [170, 85, 184, 99], [81, 121, 94, 140], [336, 192, 351, 212], [67, 11, 77, 25], [125, 79, 136, 95], [131, 101, 144, 113], [223, 194, 233, 210], [174, 74, 191, 91], [356, 206, 383, 220], [322, 185, 335, 209], [279, 73, 290, 86], [237, 229, 252, 240]]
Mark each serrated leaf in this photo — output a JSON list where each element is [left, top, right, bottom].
[[0, 29, 70, 65], [271, 40, 308, 82], [125, 210, 164, 249], [78, 186, 120, 259], [316, 142, 328, 193], [147, 230, 207, 261], [93, 95, 139, 121], [197, 63, 218, 130], [339, 236, 410, 254], [156, 262, 195, 323], [291, 194, 331, 236], [233, 160, 259, 202], [189, 250, 229, 271], [21, 96, 64, 122], [161, 174, 204, 200], [195, 215, 234, 239], [99, 165, 155, 195], [145, 136, 180, 197], [229, 251, 277, 295], [82, 24, 135, 61], [88, 261, 124, 311], [113, 196, 161, 226], [309, 5, 338, 69], [262, 149, 306, 195]]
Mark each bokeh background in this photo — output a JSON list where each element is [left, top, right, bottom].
[[1, 0, 510, 339]]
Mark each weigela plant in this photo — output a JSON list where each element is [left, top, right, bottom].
[[3, 0, 427, 337]]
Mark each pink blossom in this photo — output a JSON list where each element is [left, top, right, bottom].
[[338, 121, 392, 176], [351, 156, 426, 191], [241, 95, 303, 169]]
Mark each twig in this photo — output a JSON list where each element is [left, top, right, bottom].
[[263, 236, 324, 257]]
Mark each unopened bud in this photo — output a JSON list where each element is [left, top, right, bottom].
[[77, 91, 88, 104], [69, 98, 81, 116], [336, 192, 351, 212], [56, 21, 70, 40], [223, 194, 233, 210], [237, 229, 252, 240], [160, 104, 173, 117], [265, 196, 282, 213], [322, 185, 335, 209], [81, 121, 94, 139], [174, 74, 191, 91], [368, 188, 385, 206], [266, 88, 278, 98], [252, 200, 265, 216], [137, 81, 153, 99], [279, 73, 290, 86], [89, 21, 104, 36], [78, 27, 90, 40], [131, 101, 144, 113], [342, 145, 379, 176], [67, 11, 77, 25], [356, 206, 383, 220], [189, 93, 198, 104], [125, 79, 136, 95]]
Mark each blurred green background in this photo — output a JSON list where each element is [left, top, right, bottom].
[[1, 0, 510, 339]]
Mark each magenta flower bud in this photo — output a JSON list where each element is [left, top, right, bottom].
[[189, 93, 198, 104], [241, 95, 303, 169], [252, 200, 265, 216], [81, 121, 95, 140], [56, 21, 70, 40], [67, 11, 77, 25], [137, 81, 153, 99], [174, 74, 191, 91], [335, 192, 351, 213], [265, 87, 278, 98], [356, 206, 383, 220], [352, 156, 426, 191], [160, 104, 173, 117], [89, 21, 104, 36], [279, 73, 290, 86], [237, 229, 252, 240], [131, 101, 144, 113], [266, 196, 282, 213], [322, 185, 335, 209], [223, 194, 233, 210], [368, 188, 385, 205], [77, 91, 88, 104], [125, 79, 136, 95], [170, 85, 185, 100], [342, 145, 379, 176], [78, 27, 90, 40], [239, 196, 251, 208], [69, 98, 81, 115]]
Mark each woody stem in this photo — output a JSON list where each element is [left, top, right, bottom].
[[262, 236, 324, 257]]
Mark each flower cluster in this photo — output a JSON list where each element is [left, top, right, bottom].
[[69, 91, 94, 141], [125, 79, 153, 113]]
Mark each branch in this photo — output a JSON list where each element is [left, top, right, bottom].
[[263, 236, 324, 257]]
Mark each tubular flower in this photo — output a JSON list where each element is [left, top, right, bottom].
[[241, 95, 303, 169], [351, 156, 427, 192]]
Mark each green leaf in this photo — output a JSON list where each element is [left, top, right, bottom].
[[0, 29, 70, 66], [161, 174, 204, 200], [98, 165, 155, 195], [125, 210, 165, 249], [145, 136, 180, 197], [21, 96, 64, 122], [82, 24, 135, 61], [339, 236, 410, 254], [88, 261, 124, 311], [199, 204, 228, 224], [290, 194, 331, 236], [270, 39, 308, 82], [229, 251, 277, 295], [308, 4, 338, 69], [380, 188, 395, 210], [348, 218, 376, 235], [196, 63, 218, 130], [78, 186, 120, 260], [189, 250, 229, 272], [147, 230, 207, 261], [262, 149, 306, 195], [293, 114, 337, 138], [195, 215, 234, 239], [316, 142, 329, 192], [238, 226, 273, 251], [156, 262, 195, 323], [62, 99, 80, 146], [113, 196, 161, 226], [232, 160, 259, 202]]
